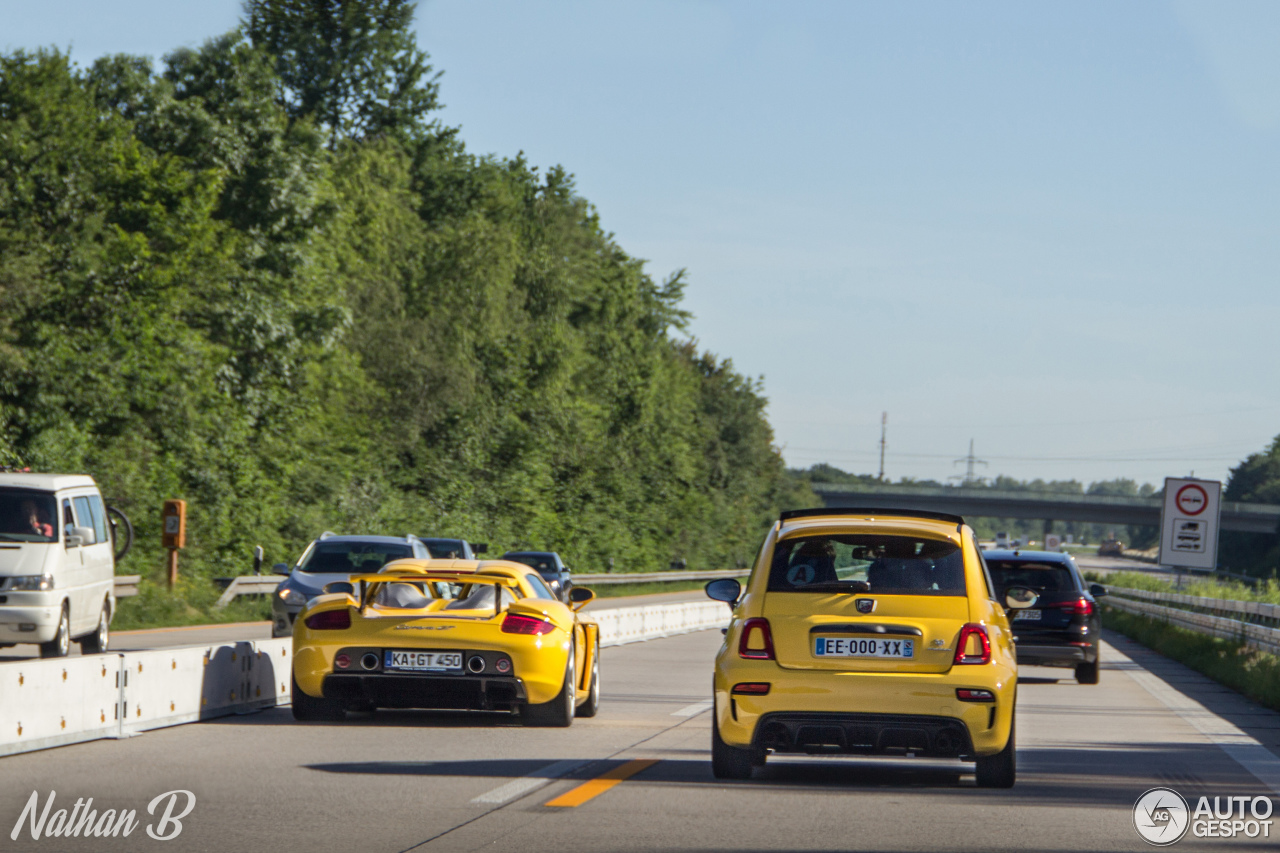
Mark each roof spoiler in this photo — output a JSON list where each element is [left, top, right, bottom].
[[780, 507, 966, 526]]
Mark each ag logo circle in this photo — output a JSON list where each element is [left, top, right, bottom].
[[1133, 787, 1189, 846], [786, 563, 815, 586]]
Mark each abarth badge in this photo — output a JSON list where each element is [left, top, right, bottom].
[[855, 598, 876, 614]]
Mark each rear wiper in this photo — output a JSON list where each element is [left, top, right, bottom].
[[800, 581, 871, 594]]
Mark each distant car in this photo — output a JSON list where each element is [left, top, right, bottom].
[[270, 534, 429, 637], [501, 551, 574, 602], [290, 559, 600, 725], [981, 549, 1106, 684], [419, 538, 487, 560], [1097, 539, 1125, 557]]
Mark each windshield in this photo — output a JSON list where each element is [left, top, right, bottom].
[[984, 560, 1078, 596], [298, 541, 413, 574], [0, 489, 58, 543], [422, 539, 468, 558], [768, 534, 966, 596]]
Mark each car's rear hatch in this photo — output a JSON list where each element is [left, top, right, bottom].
[[763, 592, 969, 674]]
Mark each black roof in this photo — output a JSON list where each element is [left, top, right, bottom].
[[780, 507, 965, 526], [981, 549, 1074, 563]]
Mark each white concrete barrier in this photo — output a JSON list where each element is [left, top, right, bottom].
[[0, 602, 724, 759]]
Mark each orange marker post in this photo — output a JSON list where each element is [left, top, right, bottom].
[[161, 500, 186, 588]]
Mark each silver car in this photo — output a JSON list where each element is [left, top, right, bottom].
[[270, 533, 428, 637]]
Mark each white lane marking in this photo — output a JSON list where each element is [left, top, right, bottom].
[[1110, 641, 1280, 796], [469, 760, 588, 805], [671, 701, 713, 717]]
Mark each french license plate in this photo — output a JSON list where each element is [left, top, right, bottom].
[[1014, 609, 1042, 622], [814, 637, 914, 658], [384, 650, 463, 672]]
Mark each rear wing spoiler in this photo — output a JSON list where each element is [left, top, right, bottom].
[[349, 571, 518, 617]]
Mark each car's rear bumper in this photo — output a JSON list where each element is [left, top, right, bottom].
[[753, 711, 975, 758], [322, 673, 528, 710], [1015, 642, 1095, 667]]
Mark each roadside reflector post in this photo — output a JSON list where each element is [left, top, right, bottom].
[[161, 500, 187, 589]]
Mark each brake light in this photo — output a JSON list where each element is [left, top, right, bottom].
[[501, 613, 556, 635], [304, 609, 351, 630], [956, 688, 995, 702], [1061, 598, 1094, 616], [731, 682, 771, 695], [953, 624, 991, 665], [738, 618, 775, 660]]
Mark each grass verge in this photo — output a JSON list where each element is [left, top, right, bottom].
[[1102, 604, 1280, 713], [113, 579, 271, 631]]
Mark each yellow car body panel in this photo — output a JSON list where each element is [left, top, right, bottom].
[[292, 559, 598, 710], [713, 513, 1016, 759]]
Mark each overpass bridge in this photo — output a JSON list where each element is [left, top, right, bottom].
[[810, 483, 1280, 534]]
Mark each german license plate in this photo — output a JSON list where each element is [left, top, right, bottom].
[[384, 650, 463, 672], [814, 637, 914, 658], [1014, 609, 1041, 622]]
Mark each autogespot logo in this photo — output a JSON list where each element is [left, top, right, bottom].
[[1134, 788, 1190, 846]]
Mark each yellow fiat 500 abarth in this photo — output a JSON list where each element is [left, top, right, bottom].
[[292, 559, 600, 726], [706, 508, 1038, 787]]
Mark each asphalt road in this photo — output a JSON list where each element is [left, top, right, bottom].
[[3, 625, 1279, 852]]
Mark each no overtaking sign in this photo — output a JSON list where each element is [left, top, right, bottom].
[[1158, 477, 1221, 571]]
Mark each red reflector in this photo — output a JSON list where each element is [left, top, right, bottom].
[[956, 688, 995, 702], [304, 609, 351, 630], [738, 618, 775, 660], [731, 682, 771, 695], [495, 658, 512, 673], [1068, 641, 1093, 647], [1062, 598, 1094, 616], [334, 654, 351, 669], [501, 613, 555, 635], [953, 623, 991, 665]]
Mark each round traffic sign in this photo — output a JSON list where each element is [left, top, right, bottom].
[[1175, 483, 1208, 516]]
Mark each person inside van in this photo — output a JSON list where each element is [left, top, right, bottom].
[[21, 499, 54, 539]]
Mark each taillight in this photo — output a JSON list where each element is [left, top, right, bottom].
[[334, 653, 351, 669], [304, 609, 351, 630], [501, 613, 556, 635], [731, 682, 771, 695], [1061, 598, 1094, 616], [738, 618, 775, 660], [953, 623, 991, 665], [956, 688, 995, 702]]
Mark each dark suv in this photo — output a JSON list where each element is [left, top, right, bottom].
[[982, 549, 1107, 683], [501, 551, 573, 602]]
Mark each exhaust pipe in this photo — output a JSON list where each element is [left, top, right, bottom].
[[467, 655, 486, 673], [360, 653, 379, 671]]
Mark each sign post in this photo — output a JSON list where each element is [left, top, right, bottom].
[[162, 500, 186, 589], [1158, 477, 1222, 584]]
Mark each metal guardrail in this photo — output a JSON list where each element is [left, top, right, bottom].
[[1104, 586, 1280, 656], [214, 576, 284, 608], [573, 568, 750, 586], [113, 575, 141, 598]]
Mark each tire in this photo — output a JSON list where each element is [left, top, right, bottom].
[[290, 674, 346, 722], [523, 647, 575, 727], [975, 711, 1016, 788], [40, 605, 71, 659], [107, 505, 133, 563], [711, 706, 756, 780], [1076, 657, 1100, 685], [575, 639, 601, 718], [79, 602, 110, 654]]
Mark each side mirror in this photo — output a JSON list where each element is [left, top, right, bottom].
[[323, 581, 355, 596], [568, 586, 595, 611], [272, 562, 292, 576], [471, 542, 488, 555], [1089, 583, 1108, 598], [1005, 586, 1039, 610], [67, 525, 96, 547], [705, 578, 741, 607]]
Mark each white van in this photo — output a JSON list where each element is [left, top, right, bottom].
[[0, 473, 117, 657]]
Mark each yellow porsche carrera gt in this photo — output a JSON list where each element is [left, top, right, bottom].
[[291, 559, 600, 726]]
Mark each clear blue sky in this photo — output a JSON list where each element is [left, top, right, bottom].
[[7, 1, 1280, 488]]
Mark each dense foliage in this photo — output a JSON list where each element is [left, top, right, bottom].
[[0, 3, 809, 617], [1221, 434, 1280, 577]]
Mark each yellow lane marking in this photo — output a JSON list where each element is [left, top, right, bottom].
[[543, 759, 659, 808]]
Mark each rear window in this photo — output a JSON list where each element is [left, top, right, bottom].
[[768, 535, 966, 596], [984, 561, 1079, 595], [300, 541, 413, 573]]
